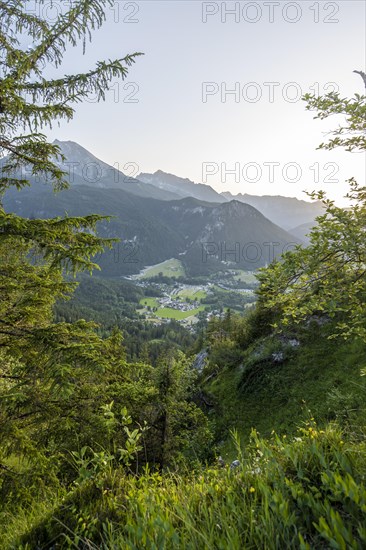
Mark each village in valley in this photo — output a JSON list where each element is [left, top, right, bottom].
[[127, 258, 258, 329]]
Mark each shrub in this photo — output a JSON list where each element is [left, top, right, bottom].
[[7, 421, 366, 549]]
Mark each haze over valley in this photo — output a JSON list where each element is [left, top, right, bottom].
[[1, 2, 365, 547]]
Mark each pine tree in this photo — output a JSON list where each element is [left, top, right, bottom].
[[153, 351, 211, 468], [0, 1, 142, 475]]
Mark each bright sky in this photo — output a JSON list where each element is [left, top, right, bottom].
[[44, 0, 365, 204]]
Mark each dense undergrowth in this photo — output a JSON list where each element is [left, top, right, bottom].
[[204, 322, 366, 454], [1, 4, 365, 548], [2, 421, 365, 549]]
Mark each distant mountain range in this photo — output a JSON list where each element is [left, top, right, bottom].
[[137, 170, 324, 234], [35, 140, 180, 201], [221, 192, 324, 232], [138, 170, 225, 203], [52, 141, 323, 233], [2, 140, 316, 276], [4, 185, 300, 276]]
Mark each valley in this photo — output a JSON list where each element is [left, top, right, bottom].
[[131, 262, 257, 327], [3, 140, 314, 280], [1, 3, 365, 548]]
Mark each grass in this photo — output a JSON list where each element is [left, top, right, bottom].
[[212, 284, 231, 293], [139, 296, 205, 320], [176, 288, 206, 301], [205, 328, 366, 457], [5, 422, 366, 549], [156, 306, 205, 320], [139, 297, 159, 309], [139, 259, 185, 280], [232, 270, 258, 284], [139, 293, 206, 321]]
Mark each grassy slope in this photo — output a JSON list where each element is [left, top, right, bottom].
[[139, 259, 185, 279], [139, 298, 205, 319], [156, 306, 205, 320], [140, 297, 160, 308], [6, 423, 366, 549], [176, 288, 206, 301], [2, 325, 366, 548], [205, 330, 366, 458], [232, 270, 257, 284]]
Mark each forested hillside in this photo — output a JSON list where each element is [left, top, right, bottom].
[[0, 2, 365, 549], [3, 179, 300, 276]]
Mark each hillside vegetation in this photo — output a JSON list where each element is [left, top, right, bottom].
[[203, 312, 366, 453], [4, 423, 366, 549], [0, 2, 365, 548]]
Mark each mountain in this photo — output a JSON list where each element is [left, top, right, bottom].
[[137, 170, 324, 230], [1, 140, 324, 228], [138, 170, 226, 203], [137, 170, 324, 232], [289, 221, 315, 244], [3, 185, 300, 277], [145, 197, 301, 275], [2, 140, 302, 276], [53, 140, 184, 200], [1, 140, 180, 202], [221, 192, 324, 231]]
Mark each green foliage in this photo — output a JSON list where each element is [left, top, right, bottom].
[[204, 325, 366, 450], [303, 91, 366, 152], [237, 336, 297, 394], [202, 286, 256, 311], [201, 85, 366, 455], [257, 90, 366, 343], [205, 306, 275, 374], [0, 0, 159, 517], [1, 7, 365, 547], [4, 422, 366, 549], [0, 0, 142, 190], [209, 338, 243, 370], [0, 0, 142, 456], [69, 404, 148, 487], [151, 351, 213, 468], [257, 180, 366, 342], [54, 275, 195, 362]]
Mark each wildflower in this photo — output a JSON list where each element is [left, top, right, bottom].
[[249, 486, 256, 493]]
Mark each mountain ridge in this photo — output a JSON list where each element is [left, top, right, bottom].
[[3, 183, 300, 277], [2, 139, 323, 230], [138, 169, 226, 204], [221, 191, 324, 230]]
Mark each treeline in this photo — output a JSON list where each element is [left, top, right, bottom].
[[54, 275, 195, 362], [1, 2, 365, 547]]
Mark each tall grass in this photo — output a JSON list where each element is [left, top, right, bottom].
[[4, 420, 366, 549]]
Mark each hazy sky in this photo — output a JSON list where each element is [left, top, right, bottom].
[[44, 0, 365, 204]]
